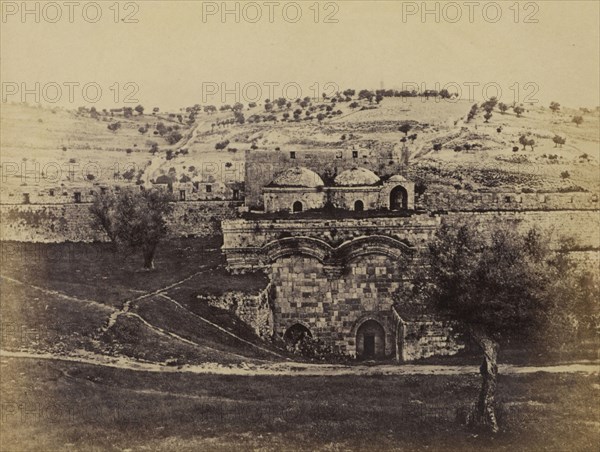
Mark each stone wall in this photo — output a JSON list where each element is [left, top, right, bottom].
[[270, 254, 404, 357], [222, 215, 440, 270], [0, 201, 241, 242], [418, 191, 598, 212], [196, 283, 274, 339], [445, 210, 600, 250], [397, 316, 464, 362]]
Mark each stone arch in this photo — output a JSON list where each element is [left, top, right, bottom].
[[390, 185, 408, 210], [355, 319, 386, 359], [354, 200, 364, 211], [262, 236, 333, 264], [292, 201, 303, 212], [335, 235, 414, 263], [284, 323, 312, 345]]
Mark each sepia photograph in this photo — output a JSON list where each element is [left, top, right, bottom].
[[1, 1, 599, 450]]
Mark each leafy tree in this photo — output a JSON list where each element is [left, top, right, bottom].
[[466, 104, 478, 122], [107, 122, 121, 132], [571, 115, 584, 127], [358, 89, 375, 103], [483, 111, 492, 123], [552, 135, 566, 148], [411, 221, 598, 432], [134, 105, 144, 115], [519, 134, 535, 150], [90, 188, 174, 269], [549, 102, 560, 114], [317, 113, 326, 123], [498, 103, 508, 114], [233, 102, 244, 112], [513, 106, 525, 117], [204, 105, 217, 115]]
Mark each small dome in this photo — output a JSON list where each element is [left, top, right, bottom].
[[388, 174, 408, 183], [270, 167, 324, 188], [334, 167, 380, 186]]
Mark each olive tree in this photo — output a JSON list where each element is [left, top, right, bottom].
[[410, 221, 597, 433], [90, 187, 174, 269]]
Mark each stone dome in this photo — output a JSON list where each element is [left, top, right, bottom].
[[388, 174, 408, 183], [334, 167, 380, 186], [270, 167, 324, 188]]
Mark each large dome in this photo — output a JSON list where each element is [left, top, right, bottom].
[[334, 167, 380, 186], [270, 167, 324, 188]]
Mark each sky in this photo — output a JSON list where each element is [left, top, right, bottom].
[[1, 0, 599, 110]]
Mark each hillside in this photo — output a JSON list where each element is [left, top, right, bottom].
[[2, 97, 598, 195]]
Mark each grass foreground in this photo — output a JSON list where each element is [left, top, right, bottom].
[[1, 357, 598, 451]]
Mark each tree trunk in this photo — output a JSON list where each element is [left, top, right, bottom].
[[470, 328, 500, 433], [142, 243, 156, 270]]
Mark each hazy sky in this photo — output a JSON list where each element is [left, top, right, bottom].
[[2, 1, 599, 110]]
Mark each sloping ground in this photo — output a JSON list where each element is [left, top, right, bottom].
[[0, 238, 285, 365], [0, 276, 111, 354]]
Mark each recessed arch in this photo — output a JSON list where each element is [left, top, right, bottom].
[[292, 201, 303, 212], [284, 323, 312, 345], [262, 236, 333, 264], [354, 200, 364, 211], [336, 235, 414, 263], [390, 185, 408, 210]]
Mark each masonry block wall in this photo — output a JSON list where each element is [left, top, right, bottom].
[[0, 201, 242, 242], [270, 254, 402, 357], [399, 319, 464, 361], [417, 191, 598, 212]]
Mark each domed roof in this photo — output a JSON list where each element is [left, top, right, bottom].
[[388, 174, 408, 183], [270, 167, 324, 188], [334, 167, 380, 186]]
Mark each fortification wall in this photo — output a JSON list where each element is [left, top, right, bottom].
[[0, 201, 241, 242], [418, 191, 598, 212]]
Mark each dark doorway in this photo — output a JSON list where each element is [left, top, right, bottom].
[[292, 201, 303, 212], [364, 335, 375, 358], [284, 324, 312, 345], [354, 200, 364, 211], [356, 319, 386, 359], [390, 186, 408, 210]]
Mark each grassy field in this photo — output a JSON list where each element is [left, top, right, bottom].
[[1, 357, 598, 451]]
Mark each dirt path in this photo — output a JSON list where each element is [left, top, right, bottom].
[[2, 350, 598, 377]]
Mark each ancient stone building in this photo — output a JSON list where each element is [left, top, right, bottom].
[[223, 160, 462, 361], [262, 166, 414, 213]]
